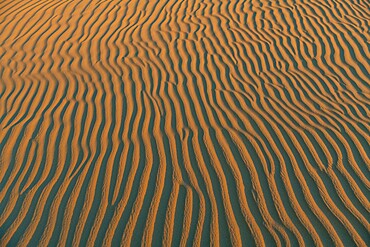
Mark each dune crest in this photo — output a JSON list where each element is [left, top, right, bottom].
[[0, 0, 369, 246]]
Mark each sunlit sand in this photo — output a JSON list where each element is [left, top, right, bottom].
[[0, 0, 369, 246]]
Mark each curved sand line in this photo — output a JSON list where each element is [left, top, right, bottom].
[[0, 0, 369, 246]]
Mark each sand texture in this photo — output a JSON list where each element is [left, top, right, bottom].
[[0, 0, 370, 246]]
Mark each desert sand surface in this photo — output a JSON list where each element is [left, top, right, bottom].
[[0, 0, 370, 246]]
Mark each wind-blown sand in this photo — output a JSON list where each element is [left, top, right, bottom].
[[0, 0, 369, 246]]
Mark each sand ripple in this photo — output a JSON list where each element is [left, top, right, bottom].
[[0, 0, 369, 246]]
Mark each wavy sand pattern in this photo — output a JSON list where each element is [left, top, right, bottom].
[[0, 0, 370, 246]]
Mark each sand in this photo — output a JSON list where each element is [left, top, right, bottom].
[[0, 0, 369, 246]]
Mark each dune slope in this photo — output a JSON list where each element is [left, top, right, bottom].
[[0, 0, 369, 245]]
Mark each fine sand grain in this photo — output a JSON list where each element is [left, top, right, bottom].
[[0, 0, 369, 246]]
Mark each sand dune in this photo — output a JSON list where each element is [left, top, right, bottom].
[[0, 0, 369, 245]]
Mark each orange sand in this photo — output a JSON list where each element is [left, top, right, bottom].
[[0, 0, 369, 246]]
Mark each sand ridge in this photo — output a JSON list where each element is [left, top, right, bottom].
[[0, 0, 369, 246]]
